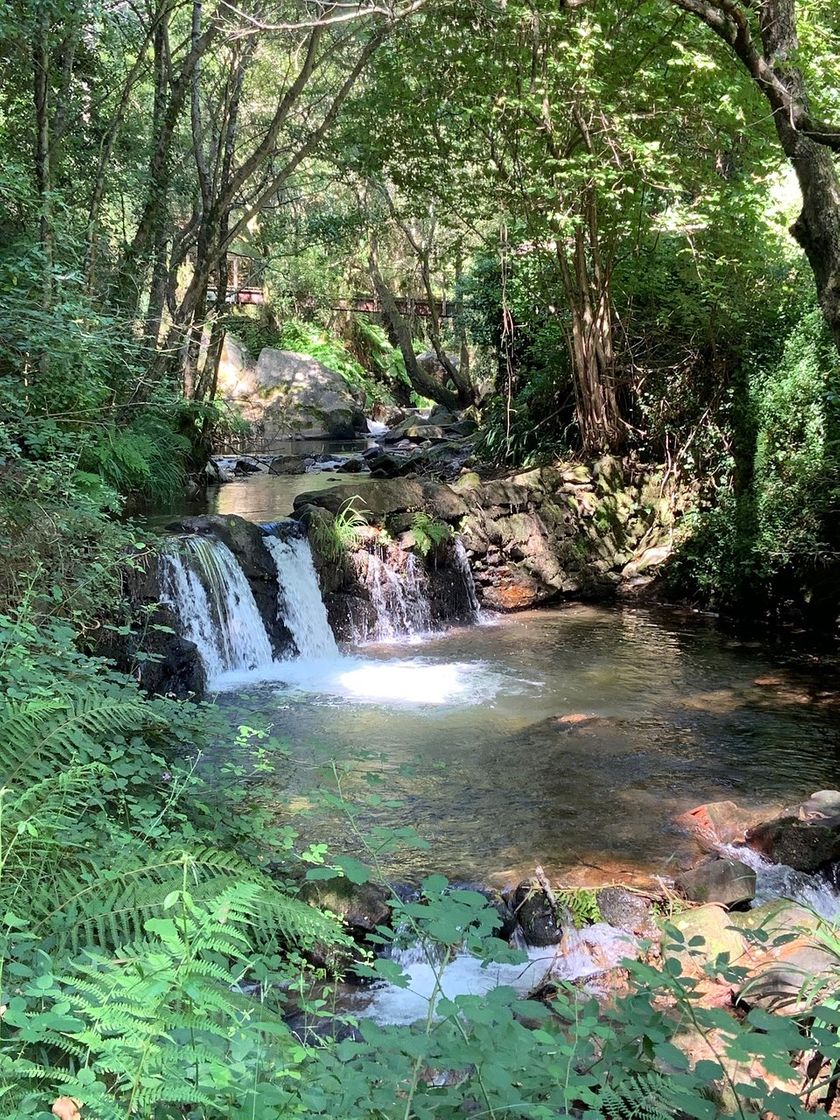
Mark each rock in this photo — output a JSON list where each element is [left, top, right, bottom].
[[665, 905, 748, 972], [294, 479, 467, 526], [269, 454, 309, 475], [370, 402, 405, 426], [595, 887, 656, 936], [368, 452, 417, 479], [729, 897, 820, 937], [234, 457, 263, 475], [300, 876, 392, 939], [205, 459, 234, 484], [512, 879, 564, 946], [449, 882, 517, 941], [451, 470, 481, 493], [746, 815, 840, 872], [674, 800, 765, 849], [335, 457, 366, 474], [428, 403, 459, 426], [798, 790, 840, 820], [217, 343, 365, 440], [675, 857, 756, 908], [479, 567, 554, 611], [165, 513, 294, 657], [620, 543, 672, 581]]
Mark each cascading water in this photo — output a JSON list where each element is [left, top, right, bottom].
[[264, 535, 338, 659], [159, 536, 273, 683], [453, 539, 481, 620], [357, 550, 433, 642]]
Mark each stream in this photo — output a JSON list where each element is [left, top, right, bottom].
[[150, 463, 840, 889]]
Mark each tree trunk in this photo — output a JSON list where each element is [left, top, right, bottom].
[[368, 251, 462, 410], [32, 2, 52, 311], [670, 0, 840, 351]]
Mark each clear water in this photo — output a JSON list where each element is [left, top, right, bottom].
[[214, 603, 840, 888]]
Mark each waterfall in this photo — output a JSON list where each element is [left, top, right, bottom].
[[264, 535, 338, 659], [454, 539, 481, 620], [159, 536, 273, 683], [357, 550, 432, 642]]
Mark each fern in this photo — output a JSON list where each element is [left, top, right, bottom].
[[0, 693, 156, 784], [410, 511, 452, 557], [601, 1072, 678, 1120]]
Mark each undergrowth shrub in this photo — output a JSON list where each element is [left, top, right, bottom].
[[667, 310, 840, 622]]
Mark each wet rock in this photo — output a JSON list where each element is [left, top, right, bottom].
[[164, 513, 293, 656], [300, 876, 392, 939], [234, 456, 263, 475], [797, 790, 840, 820], [449, 882, 517, 941], [674, 800, 765, 850], [269, 454, 309, 475], [675, 857, 756, 908], [205, 459, 234, 484], [595, 887, 656, 936], [335, 457, 366, 474], [479, 567, 554, 612], [295, 479, 467, 525], [368, 452, 417, 479], [746, 815, 840, 872], [285, 1011, 363, 1045], [512, 879, 564, 946]]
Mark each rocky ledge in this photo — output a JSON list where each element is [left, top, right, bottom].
[[294, 454, 685, 610]]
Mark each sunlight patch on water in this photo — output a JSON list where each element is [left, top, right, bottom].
[[210, 655, 510, 707]]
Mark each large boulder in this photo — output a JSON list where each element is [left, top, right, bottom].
[[293, 479, 467, 527], [746, 815, 840, 872], [675, 857, 756, 909], [217, 339, 365, 441]]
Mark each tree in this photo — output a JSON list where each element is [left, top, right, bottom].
[[658, 0, 840, 352]]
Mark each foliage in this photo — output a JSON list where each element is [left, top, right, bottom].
[[0, 613, 349, 1118], [666, 309, 840, 622], [308, 499, 371, 563], [410, 511, 452, 557]]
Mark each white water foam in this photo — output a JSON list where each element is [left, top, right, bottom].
[[210, 654, 507, 706], [348, 924, 638, 1026], [722, 844, 840, 921]]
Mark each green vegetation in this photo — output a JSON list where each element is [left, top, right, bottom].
[[308, 499, 371, 563], [2, 0, 840, 1113], [410, 511, 452, 557]]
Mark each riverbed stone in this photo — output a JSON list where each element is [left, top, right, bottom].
[[746, 814, 840, 872], [675, 857, 756, 908], [674, 800, 765, 849], [512, 879, 564, 946], [269, 454, 309, 475], [735, 938, 839, 1016], [595, 887, 656, 936], [301, 876, 392, 939]]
